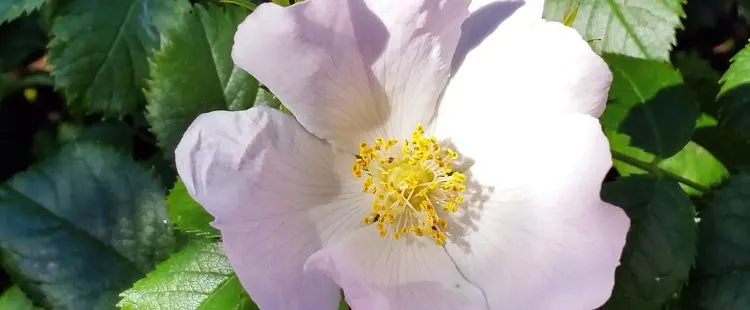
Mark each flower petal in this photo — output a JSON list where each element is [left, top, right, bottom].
[[175, 106, 369, 310], [305, 227, 488, 310], [444, 7, 611, 118], [232, 0, 469, 153], [438, 113, 629, 310]]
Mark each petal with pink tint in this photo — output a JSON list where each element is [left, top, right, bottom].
[[445, 3, 611, 118], [436, 112, 629, 310], [232, 0, 469, 153], [175, 106, 369, 310], [305, 227, 488, 310]]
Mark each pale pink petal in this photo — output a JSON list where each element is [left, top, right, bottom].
[[232, 0, 469, 153], [305, 227, 488, 310], [444, 6, 611, 119], [438, 113, 629, 310], [175, 106, 370, 310]]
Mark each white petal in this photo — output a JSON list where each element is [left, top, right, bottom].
[[232, 0, 469, 153], [305, 227, 488, 310], [445, 14, 611, 119], [175, 106, 370, 310], [438, 113, 629, 310]]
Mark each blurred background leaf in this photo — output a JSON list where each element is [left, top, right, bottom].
[[0, 144, 174, 309], [0, 286, 39, 310], [0, 0, 48, 24], [0, 13, 46, 73]]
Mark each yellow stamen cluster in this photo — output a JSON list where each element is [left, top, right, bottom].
[[352, 124, 466, 245]]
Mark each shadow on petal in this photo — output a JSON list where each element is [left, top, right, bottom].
[[451, 1, 523, 73], [439, 138, 495, 254]]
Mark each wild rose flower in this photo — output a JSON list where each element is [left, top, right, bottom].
[[175, 0, 630, 309]]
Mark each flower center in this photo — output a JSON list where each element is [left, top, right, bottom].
[[352, 124, 466, 245]]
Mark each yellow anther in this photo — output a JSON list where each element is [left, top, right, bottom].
[[353, 124, 467, 245]]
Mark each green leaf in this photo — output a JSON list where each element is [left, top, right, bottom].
[[57, 121, 134, 154], [0, 143, 174, 309], [31, 129, 58, 160], [654, 142, 727, 193], [688, 173, 750, 309], [167, 179, 218, 237], [602, 54, 700, 158], [717, 43, 750, 140], [0, 14, 46, 72], [118, 241, 258, 310], [338, 297, 350, 310], [673, 52, 722, 117], [0, 286, 38, 310], [47, 0, 188, 116], [693, 127, 750, 172], [0, 0, 47, 24], [147, 4, 258, 158], [602, 176, 697, 309], [608, 130, 727, 195], [543, 0, 685, 61]]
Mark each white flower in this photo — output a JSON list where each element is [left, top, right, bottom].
[[175, 0, 630, 309]]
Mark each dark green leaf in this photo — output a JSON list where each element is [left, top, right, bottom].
[[0, 286, 38, 310], [688, 173, 750, 309], [31, 129, 58, 160], [0, 0, 47, 24], [167, 179, 218, 237], [57, 121, 133, 154], [543, 0, 684, 60], [682, 0, 732, 29], [602, 54, 700, 158], [0, 144, 174, 309], [602, 176, 697, 309], [118, 241, 257, 310], [693, 127, 750, 173], [608, 130, 727, 196], [717, 43, 750, 140], [673, 52, 722, 117], [0, 14, 45, 72], [147, 4, 258, 158], [48, 0, 188, 116]]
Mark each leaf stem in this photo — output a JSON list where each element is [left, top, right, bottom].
[[611, 149, 711, 193]]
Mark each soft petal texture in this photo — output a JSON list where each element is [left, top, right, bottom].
[[436, 113, 629, 310], [305, 227, 488, 310], [232, 0, 469, 153], [444, 4, 611, 119], [175, 106, 370, 310]]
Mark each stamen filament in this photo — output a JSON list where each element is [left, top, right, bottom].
[[352, 124, 466, 245]]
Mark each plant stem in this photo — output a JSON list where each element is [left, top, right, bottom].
[[610, 149, 711, 193]]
